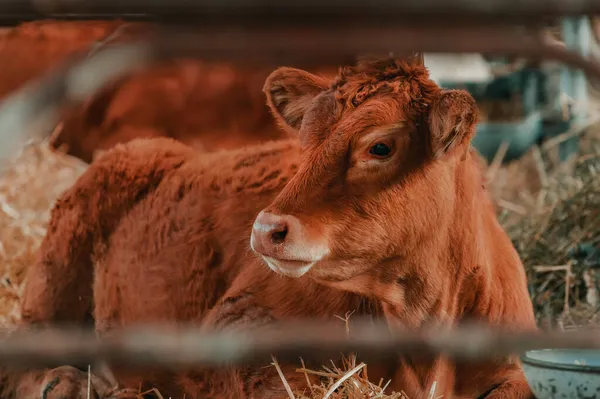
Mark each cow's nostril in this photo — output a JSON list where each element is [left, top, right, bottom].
[[270, 225, 288, 244]]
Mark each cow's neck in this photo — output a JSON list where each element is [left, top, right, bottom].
[[388, 155, 501, 328], [333, 155, 496, 330]]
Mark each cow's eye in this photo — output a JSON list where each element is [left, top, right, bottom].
[[369, 143, 392, 158]]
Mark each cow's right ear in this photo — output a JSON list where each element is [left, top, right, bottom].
[[427, 89, 478, 161], [263, 67, 330, 134]]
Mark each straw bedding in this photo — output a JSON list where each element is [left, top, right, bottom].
[[493, 125, 600, 329], [0, 140, 87, 329]]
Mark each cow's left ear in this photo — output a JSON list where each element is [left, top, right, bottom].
[[263, 67, 330, 135], [427, 89, 478, 160]]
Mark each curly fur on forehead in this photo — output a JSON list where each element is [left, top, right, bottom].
[[331, 54, 441, 116]]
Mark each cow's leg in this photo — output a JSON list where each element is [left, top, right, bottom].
[[450, 359, 535, 399], [164, 285, 319, 398], [479, 369, 534, 399], [389, 356, 457, 399], [389, 350, 534, 399], [99, 295, 314, 399], [0, 366, 117, 399], [207, 291, 318, 398]]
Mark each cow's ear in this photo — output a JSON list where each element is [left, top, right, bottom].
[[427, 89, 478, 160], [263, 67, 330, 134]]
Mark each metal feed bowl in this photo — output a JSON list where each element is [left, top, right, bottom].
[[522, 349, 600, 399]]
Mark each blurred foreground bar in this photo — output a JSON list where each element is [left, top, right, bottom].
[[2, 22, 600, 151], [1, 319, 600, 370], [0, 0, 599, 25]]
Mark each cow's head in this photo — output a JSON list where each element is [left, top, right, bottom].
[[250, 54, 479, 290]]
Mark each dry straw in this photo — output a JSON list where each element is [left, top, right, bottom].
[[0, 138, 87, 329], [487, 119, 600, 330]]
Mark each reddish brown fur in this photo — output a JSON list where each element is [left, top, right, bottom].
[[52, 60, 336, 162], [2, 55, 536, 399], [0, 20, 129, 98], [0, 20, 338, 162]]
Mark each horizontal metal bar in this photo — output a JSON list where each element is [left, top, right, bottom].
[[147, 25, 599, 70], [0, 0, 599, 26], [3, 23, 600, 168], [0, 320, 598, 370], [0, 13, 153, 23]]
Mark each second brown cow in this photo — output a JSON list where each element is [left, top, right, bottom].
[[0, 20, 338, 162], [3, 54, 536, 399]]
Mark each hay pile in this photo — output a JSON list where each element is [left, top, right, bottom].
[[277, 356, 409, 399], [0, 140, 87, 328], [487, 124, 600, 330]]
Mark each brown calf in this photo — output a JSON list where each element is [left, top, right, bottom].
[[54, 59, 337, 163], [0, 19, 337, 162], [251, 54, 538, 398], [0, 20, 128, 98], [3, 54, 535, 399]]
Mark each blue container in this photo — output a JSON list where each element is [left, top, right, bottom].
[[440, 68, 545, 163], [436, 17, 591, 163], [472, 111, 543, 162], [522, 349, 600, 399]]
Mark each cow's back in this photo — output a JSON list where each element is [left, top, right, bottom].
[[92, 138, 303, 329]]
